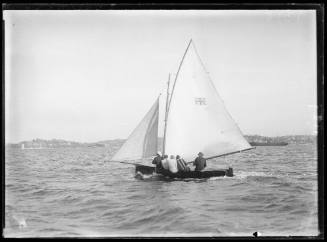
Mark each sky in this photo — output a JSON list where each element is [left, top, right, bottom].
[[4, 10, 317, 143]]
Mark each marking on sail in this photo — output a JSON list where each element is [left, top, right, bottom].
[[194, 97, 206, 105]]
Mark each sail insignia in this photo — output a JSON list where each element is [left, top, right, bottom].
[[194, 97, 206, 105]]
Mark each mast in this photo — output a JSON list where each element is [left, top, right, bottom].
[[163, 39, 192, 155], [168, 39, 193, 111], [162, 74, 170, 155]]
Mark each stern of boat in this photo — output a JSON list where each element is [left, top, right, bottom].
[[135, 164, 156, 175], [226, 167, 233, 177]]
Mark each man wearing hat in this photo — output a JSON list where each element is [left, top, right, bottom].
[[193, 152, 207, 171], [152, 151, 163, 171]]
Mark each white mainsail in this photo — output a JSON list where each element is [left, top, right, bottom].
[[111, 97, 159, 161], [164, 40, 251, 161]]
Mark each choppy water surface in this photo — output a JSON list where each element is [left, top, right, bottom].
[[5, 144, 318, 237]]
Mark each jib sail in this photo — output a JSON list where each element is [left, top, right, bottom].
[[111, 97, 159, 161]]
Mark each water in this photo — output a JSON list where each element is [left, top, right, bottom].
[[4, 144, 318, 237]]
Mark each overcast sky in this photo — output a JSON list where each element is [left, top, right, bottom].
[[4, 10, 317, 143]]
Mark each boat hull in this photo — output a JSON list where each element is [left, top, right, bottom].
[[157, 168, 233, 178], [135, 165, 233, 178]]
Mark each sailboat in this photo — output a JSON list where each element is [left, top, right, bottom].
[[110, 39, 253, 179]]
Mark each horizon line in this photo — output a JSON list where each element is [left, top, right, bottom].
[[5, 133, 318, 144]]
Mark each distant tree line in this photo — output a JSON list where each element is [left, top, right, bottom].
[[6, 135, 316, 149]]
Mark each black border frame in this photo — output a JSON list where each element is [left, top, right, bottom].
[[1, 2, 324, 239]]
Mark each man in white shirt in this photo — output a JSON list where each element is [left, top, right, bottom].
[[167, 155, 178, 173]]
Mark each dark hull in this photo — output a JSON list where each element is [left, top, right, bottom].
[[135, 165, 233, 178], [157, 168, 233, 178], [135, 164, 155, 174], [249, 142, 288, 146]]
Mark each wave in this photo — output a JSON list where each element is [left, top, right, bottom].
[[234, 171, 278, 179]]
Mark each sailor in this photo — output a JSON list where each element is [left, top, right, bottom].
[[161, 155, 169, 170], [176, 155, 190, 172], [193, 152, 207, 171], [167, 155, 178, 173], [152, 151, 163, 171]]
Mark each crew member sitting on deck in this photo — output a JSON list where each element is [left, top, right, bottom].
[[167, 155, 178, 173], [176, 155, 190, 172], [193, 152, 207, 171], [152, 151, 162, 171], [161, 155, 169, 170]]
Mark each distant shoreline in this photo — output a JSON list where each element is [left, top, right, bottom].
[[6, 135, 317, 149]]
